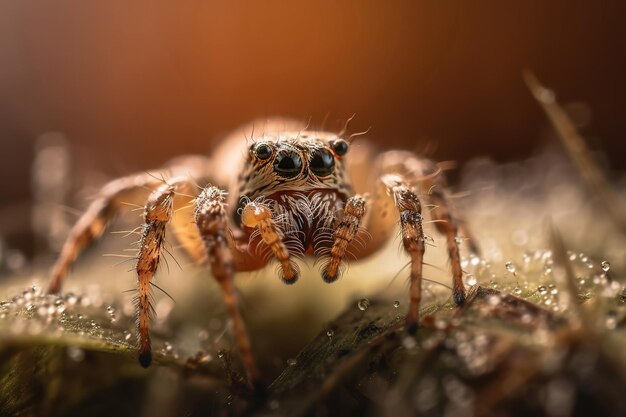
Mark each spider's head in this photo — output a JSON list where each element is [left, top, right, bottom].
[[237, 131, 353, 200]]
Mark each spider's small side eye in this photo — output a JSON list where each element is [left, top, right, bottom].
[[330, 139, 349, 156], [253, 143, 273, 160]]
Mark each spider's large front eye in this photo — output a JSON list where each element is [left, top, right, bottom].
[[273, 150, 303, 178], [253, 143, 273, 160], [330, 139, 349, 156], [310, 148, 335, 177]]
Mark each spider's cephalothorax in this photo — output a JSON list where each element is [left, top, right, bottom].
[[46, 118, 475, 387], [232, 133, 355, 283]]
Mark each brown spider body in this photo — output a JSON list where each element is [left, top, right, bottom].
[[46, 118, 475, 387]]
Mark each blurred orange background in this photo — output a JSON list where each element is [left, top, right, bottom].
[[1, 1, 625, 255]]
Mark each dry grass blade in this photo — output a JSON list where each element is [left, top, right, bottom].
[[523, 71, 626, 231]]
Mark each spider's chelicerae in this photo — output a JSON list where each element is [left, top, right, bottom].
[[47, 118, 477, 387]]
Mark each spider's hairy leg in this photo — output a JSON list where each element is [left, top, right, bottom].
[[47, 156, 211, 294], [47, 173, 165, 293], [428, 188, 466, 305], [194, 186, 261, 387], [135, 181, 179, 368], [383, 175, 426, 334], [240, 201, 299, 283], [373, 150, 471, 305], [321, 195, 366, 283]]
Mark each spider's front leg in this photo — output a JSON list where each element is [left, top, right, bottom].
[[194, 187, 261, 386], [135, 176, 195, 367], [135, 182, 176, 367], [48, 172, 165, 293]]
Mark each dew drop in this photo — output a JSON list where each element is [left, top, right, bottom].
[[465, 274, 477, 286], [65, 293, 78, 305], [434, 318, 448, 329], [67, 346, 85, 362], [357, 298, 370, 311], [196, 351, 212, 363], [538, 285, 548, 295], [393, 300, 401, 308], [402, 335, 417, 350], [513, 287, 522, 295], [326, 329, 334, 338], [487, 295, 501, 306], [601, 261, 611, 272], [164, 342, 173, 353], [37, 304, 49, 318], [606, 316, 617, 330], [123, 330, 132, 341], [268, 400, 280, 410], [286, 358, 297, 366], [505, 262, 516, 273]]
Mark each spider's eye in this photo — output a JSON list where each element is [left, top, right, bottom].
[[310, 149, 335, 177], [330, 139, 349, 156], [273, 150, 303, 178], [253, 143, 273, 160]]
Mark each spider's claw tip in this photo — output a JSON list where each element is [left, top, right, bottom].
[[321, 269, 339, 283], [251, 379, 267, 397], [453, 290, 466, 306], [139, 351, 152, 368], [281, 274, 299, 285], [405, 321, 419, 335]]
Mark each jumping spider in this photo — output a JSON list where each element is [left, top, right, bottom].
[[47, 118, 476, 386]]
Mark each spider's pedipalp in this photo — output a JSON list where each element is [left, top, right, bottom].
[[194, 185, 261, 386], [320, 195, 366, 283], [241, 200, 299, 284]]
